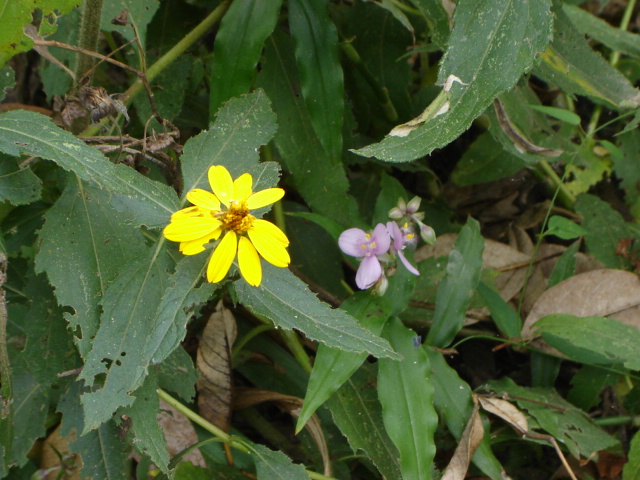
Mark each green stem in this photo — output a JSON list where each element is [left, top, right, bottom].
[[385, 0, 420, 16], [535, 159, 576, 208], [231, 324, 274, 357], [0, 253, 10, 418], [75, 0, 104, 83], [123, 0, 230, 105], [593, 415, 640, 427], [280, 330, 313, 374]]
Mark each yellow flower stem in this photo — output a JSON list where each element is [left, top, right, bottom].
[[272, 200, 287, 236]]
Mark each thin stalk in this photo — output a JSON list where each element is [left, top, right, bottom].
[[0, 253, 10, 418], [75, 0, 104, 83], [534, 159, 576, 208]]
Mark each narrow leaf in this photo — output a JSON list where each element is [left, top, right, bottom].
[[477, 281, 521, 339], [426, 217, 484, 347], [355, 0, 553, 162], [209, 0, 283, 117], [624, 430, 640, 480], [289, 0, 344, 162], [528, 105, 581, 126], [378, 318, 437, 480], [0, 110, 179, 228], [236, 263, 398, 359]]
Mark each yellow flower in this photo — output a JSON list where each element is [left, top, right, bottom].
[[163, 165, 290, 286]]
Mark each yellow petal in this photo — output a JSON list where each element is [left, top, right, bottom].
[[163, 217, 221, 242], [171, 205, 203, 221], [252, 219, 289, 245], [179, 228, 222, 255], [248, 222, 290, 268], [233, 173, 253, 202], [207, 231, 237, 283], [208, 165, 234, 207], [246, 188, 285, 210], [186, 189, 221, 211], [238, 236, 262, 286]]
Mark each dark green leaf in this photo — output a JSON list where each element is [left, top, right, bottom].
[[409, 0, 450, 47], [236, 263, 398, 358], [528, 105, 581, 126], [356, 0, 553, 162], [477, 281, 521, 338], [426, 349, 504, 479], [297, 292, 391, 431], [250, 443, 308, 480], [536, 9, 640, 110], [547, 241, 579, 288], [378, 318, 437, 480], [624, 430, 640, 480], [35, 176, 148, 359], [614, 129, 640, 213], [568, 365, 616, 411], [426, 217, 484, 347], [100, 0, 160, 47], [0, 110, 179, 228], [156, 346, 198, 402], [285, 211, 346, 242], [257, 31, 359, 225], [209, 0, 283, 117], [0, 65, 15, 101], [534, 314, 640, 370], [289, 0, 344, 162], [9, 373, 48, 469], [0, 153, 41, 205], [327, 363, 402, 480]]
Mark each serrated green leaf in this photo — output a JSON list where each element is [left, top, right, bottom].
[[0, 110, 179, 228], [534, 314, 640, 370], [327, 363, 402, 480], [285, 212, 346, 242], [355, 0, 553, 163], [10, 373, 48, 469], [0, 153, 41, 205], [0, 0, 80, 67], [575, 193, 632, 269], [486, 377, 620, 459], [378, 318, 437, 480], [426, 349, 504, 479], [289, 0, 344, 162], [564, 4, 640, 60], [209, 0, 282, 117], [250, 443, 309, 480], [624, 430, 640, 480], [426, 217, 484, 347], [537, 9, 640, 109], [236, 263, 398, 359], [122, 372, 169, 472], [0, 65, 15, 102], [297, 292, 391, 432], [257, 31, 359, 225], [35, 176, 148, 359], [545, 215, 585, 240], [100, 0, 160, 48]]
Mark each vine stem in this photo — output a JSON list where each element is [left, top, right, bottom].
[[75, 0, 104, 82]]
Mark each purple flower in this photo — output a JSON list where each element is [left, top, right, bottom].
[[387, 221, 419, 276], [339, 224, 391, 289]]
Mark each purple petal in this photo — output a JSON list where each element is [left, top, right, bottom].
[[371, 223, 391, 254], [398, 250, 420, 276], [386, 221, 404, 250], [339, 228, 368, 257], [355, 255, 382, 289]]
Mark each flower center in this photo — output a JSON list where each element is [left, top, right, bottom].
[[359, 234, 377, 257], [218, 201, 254, 234]]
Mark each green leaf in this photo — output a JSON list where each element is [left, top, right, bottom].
[[624, 430, 640, 480], [426, 217, 484, 347], [257, 31, 359, 225], [614, 130, 640, 215], [0, 65, 15, 102], [327, 363, 402, 480], [297, 292, 391, 431], [0, 0, 79, 67], [0, 110, 179, 228], [122, 372, 169, 472], [477, 281, 521, 338], [35, 176, 148, 359], [372, 172, 406, 225], [100, 0, 160, 48], [534, 314, 640, 370], [575, 193, 633, 269], [564, 4, 640, 60], [0, 153, 41, 205], [547, 241, 579, 288], [250, 443, 309, 480], [378, 318, 437, 480], [409, 0, 450, 47], [486, 378, 620, 459], [289, 0, 344, 162], [536, 9, 640, 110], [568, 365, 616, 411], [285, 211, 347, 242], [528, 105, 582, 126], [236, 263, 398, 358], [209, 0, 283, 117], [9, 373, 48, 469], [544, 215, 585, 240], [156, 346, 198, 402], [355, 0, 553, 162], [452, 133, 526, 186], [59, 381, 130, 480], [426, 349, 504, 480]]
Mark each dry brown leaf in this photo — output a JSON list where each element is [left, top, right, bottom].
[[478, 397, 528, 434], [40, 424, 82, 480], [235, 387, 331, 477], [522, 269, 640, 343], [441, 395, 485, 480], [196, 301, 237, 431], [157, 399, 206, 467]]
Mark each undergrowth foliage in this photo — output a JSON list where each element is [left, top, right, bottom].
[[1, 0, 640, 479]]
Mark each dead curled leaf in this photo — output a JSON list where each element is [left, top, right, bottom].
[[196, 301, 237, 432], [441, 395, 484, 480], [522, 269, 640, 350], [478, 396, 528, 434]]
